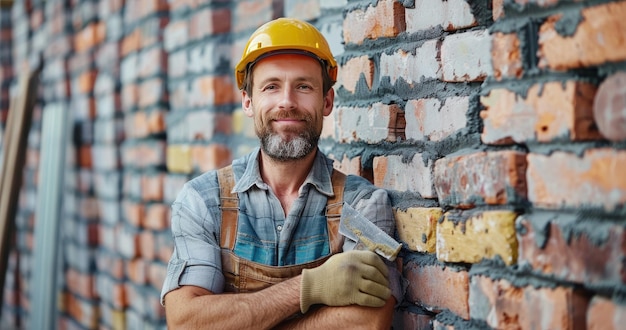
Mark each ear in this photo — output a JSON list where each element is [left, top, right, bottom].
[[322, 88, 334, 117], [242, 90, 254, 117]]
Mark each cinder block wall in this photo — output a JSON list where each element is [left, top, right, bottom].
[[1, 0, 625, 329]]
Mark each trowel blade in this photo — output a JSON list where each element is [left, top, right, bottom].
[[338, 203, 401, 261]]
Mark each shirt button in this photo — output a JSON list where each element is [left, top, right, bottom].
[[277, 225, 283, 231]]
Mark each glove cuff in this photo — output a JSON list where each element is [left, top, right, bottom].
[[300, 268, 319, 313]]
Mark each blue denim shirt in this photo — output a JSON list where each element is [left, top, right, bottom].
[[160, 148, 399, 303]]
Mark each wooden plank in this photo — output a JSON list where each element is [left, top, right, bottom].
[[0, 66, 40, 309]]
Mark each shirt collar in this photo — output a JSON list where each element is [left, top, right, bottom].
[[232, 147, 335, 197]]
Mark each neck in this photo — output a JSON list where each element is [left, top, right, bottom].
[[259, 149, 317, 197]]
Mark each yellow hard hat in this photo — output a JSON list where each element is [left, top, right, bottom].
[[235, 17, 338, 90]]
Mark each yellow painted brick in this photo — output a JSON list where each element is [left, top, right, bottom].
[[395, 207, 443, 253], [111, 309, 126, 330], [166, 145, 193, 174], [232, 107, 256, 138], [436, 210, 518, 265]]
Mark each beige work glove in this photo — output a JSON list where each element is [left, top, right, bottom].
[[300, 250, 391, 313]]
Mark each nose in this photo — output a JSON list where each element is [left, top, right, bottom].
[[278, 88, 297, 110]]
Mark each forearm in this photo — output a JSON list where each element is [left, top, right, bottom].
[[165, 275, 302, 329], [274, 296, 396, 330]]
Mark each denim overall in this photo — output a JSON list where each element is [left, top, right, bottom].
[[217, 166, 346, 293]]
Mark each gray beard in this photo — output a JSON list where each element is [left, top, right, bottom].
[[260, 132, 318, 162]]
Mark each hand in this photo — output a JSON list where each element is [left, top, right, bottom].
[[299, 250, 391, 313]]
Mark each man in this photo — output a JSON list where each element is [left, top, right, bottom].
[[161, 17, 402, 329]]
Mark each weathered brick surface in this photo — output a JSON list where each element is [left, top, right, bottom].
[[406, 0, 477, 33], [336, 103, 404, 143], [5, 1, 626, 328], [538, 2, 626, 70], [481, 81, 599, 144], [395, 207, 442, 253], [437, 210, 518, 265], [587, 296, 626, 330], [527, 149, 626, 211], [404, 259, 470, 319], [491, 32, 523, 80], [343, 0, 405, 45], [434, 150, 527, 208], [518, 213, 626, 285], [441, 30, 492, 82], [405, 97, 468, 142], [470, 275, 589, 330], [373, 154, 435, 198], [339, 55, 374, 93], [379, 41, 441, 86]]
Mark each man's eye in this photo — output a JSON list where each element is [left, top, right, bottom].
[[298, 85, 312, 90], [263, 85, 277, 91]]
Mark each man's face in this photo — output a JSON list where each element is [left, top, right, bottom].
[[242, 54, 334, 162]]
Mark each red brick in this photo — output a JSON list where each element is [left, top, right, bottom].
[[190, 143, 232, 173], [470, 275, 589, 330], [169, 0, 197, 13], [405, 97, 468, 142], [330, 154, 367, 178], [232, 0, 274, 34], [402, 311, 435, 330], [121, 29, 141, 57], [587, 296, 626, 330], [120, 83, 138, 111], [141, 173, 164, 202], [163, 20, 189, 52], [138, 47, 167, 79], [527, 148, 626, 211], [74, 22, 106, 53], [139, 16, 170, 49], [123, 200, 144, 227], [77, 70, 97, 94], [339, 55, 374, 93], [126, 258, 147, 284], [335, 103, 404, 143], [434, 150, 527, 208], [96, 252, 125, 280], [491, 32, 523, 81], [130, 111, 150, 139], [190, 7, 231, 40], [480, 81, 600, 144], [189, 75, 235, 107], [148, 262, 168, 291], [593, 71, 626, 142], [140, 229, 156, 260], [374, 154, 435, 198], [148, 109, 166, 134], [518, 214, 626, 285], [138, 77, 167, 108], [493, 0, 505, 20], [404, 259, 470, 319], [538, 2, 626, 70], [343, 0, 406, 45], [65, 268, 96, 299], [77, 145, 93, 168], [144, 203, 170, 231]]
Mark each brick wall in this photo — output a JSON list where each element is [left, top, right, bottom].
[[0, 0, 625, 329]]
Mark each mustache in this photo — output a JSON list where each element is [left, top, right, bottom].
[[267, 110, 312, 122]]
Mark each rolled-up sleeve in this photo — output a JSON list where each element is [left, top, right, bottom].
[[160, 177, 224, 305]]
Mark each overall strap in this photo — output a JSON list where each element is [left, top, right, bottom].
[[217, 165, 238, 250], [326, 169, 345, 253]]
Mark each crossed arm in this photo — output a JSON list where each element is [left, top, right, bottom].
[[164, 274, 395, 329]]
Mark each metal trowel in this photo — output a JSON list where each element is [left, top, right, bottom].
[[338, 203, 402, 261]]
